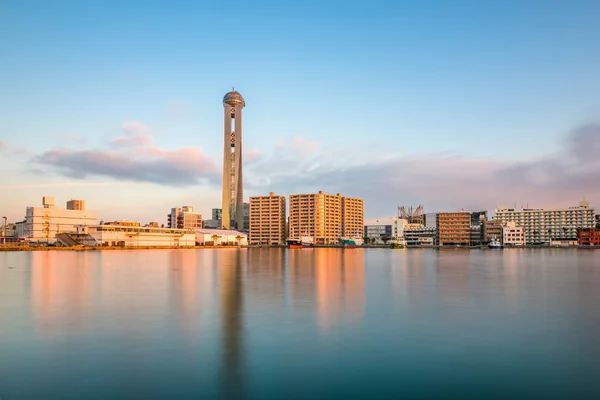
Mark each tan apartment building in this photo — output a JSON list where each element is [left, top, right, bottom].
[[436, 212, 471, 246], [483, 219, 503, 244], [249, 192, 286, 246], [66, 199, 85, 210], [342, 197, 364, 238], [289, 191, 363, 245]]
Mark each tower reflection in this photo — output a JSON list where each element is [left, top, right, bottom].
[[218, 249, 246, 398]]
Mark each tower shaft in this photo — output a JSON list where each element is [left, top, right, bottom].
[[222, 101, 244, 230]]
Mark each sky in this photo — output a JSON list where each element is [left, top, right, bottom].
[[1, 0, 600, 223]]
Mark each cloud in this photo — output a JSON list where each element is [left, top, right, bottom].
[[36, 122, 219, 186], [0, 182, 129, 189], [246, 124, 600, 215], [245, 149, 261, 163], [274, 135, 320, 155], [0, 139, 6, 150]]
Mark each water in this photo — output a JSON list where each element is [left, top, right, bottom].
[[1, 248, 599, 399]]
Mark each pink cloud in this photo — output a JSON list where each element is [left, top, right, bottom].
[[36, 122, 219, 186], [0, 139, 6, 150]]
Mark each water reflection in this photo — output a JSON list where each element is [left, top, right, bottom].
[[1, 248, 598, 398], [218, 249, 247, 398]]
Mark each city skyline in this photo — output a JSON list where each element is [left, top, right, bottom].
[[1, 1, 600, 223]]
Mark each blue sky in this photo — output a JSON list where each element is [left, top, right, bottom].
[[1, 0, 599, 223]]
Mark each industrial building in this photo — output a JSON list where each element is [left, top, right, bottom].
[[249, 192, 286, 246], [21, 197, 97, 244], [403, 224, 435, 246], [195, 229, 248, 246], [75, 225, 196, 247], [494, 201, 595, 245]]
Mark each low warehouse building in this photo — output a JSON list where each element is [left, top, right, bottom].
[[76, 225, 196, 247], [195, 229, 248, 246]]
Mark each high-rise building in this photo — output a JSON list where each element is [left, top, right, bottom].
[[168, 206, 202, 229], [212, 208, 222, 221], [494, 201, 595, 245], [436, 212, 471, 246], [221, 89, 245, 230], [249, 192, 286, 246], [342, 197, 364, 238], [289, 191, 363, 246], [66, 199, 85, 211]]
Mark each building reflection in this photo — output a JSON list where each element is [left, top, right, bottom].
[[314, 249, 365, 334], [218, 249, 246, 398], [168, 249, 215, 342], [30, 251, 95, 338]]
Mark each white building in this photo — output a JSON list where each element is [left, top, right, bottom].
[[195, 229, 248, 246], [502, 221, 525, 246], [494, 201, 595, 245], [76, 225, 196, 247], [24, 197, 97, 243], [364, 217, 409, 241], [168, 206, 202, 229]]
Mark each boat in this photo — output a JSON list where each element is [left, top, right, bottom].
[[287, 236, 313, 249], [488, 238, 503, 249], [340, 237, 364, 248]]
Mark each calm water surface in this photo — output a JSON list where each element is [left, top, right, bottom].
[[1, 249, 599, 399]]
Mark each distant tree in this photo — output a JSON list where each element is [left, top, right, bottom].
[[381, 236, 391, 244]]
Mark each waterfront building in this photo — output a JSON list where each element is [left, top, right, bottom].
[[168, 206, 202, 229], [75, 225, 195, 247], [470, 211, 487, 246], [289, 191, 342, 245], [249, 192, 286, 246], [289, 191, 363, 245], [483, 219, 503, 244], [578, 228, 600, 246], [404, 224, 435, 246], [221, 89, 245, 230], [23, 197, 97, 243], [364, 218, 393, 240], [364, 217, 408, 241], [436, 212, 471, 246], [66, 199, 85, 211], [195, 229, 248, 246], [342, 197, 365, 238], [494, 201, 595, 245], [503, 221, 525, 246]]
